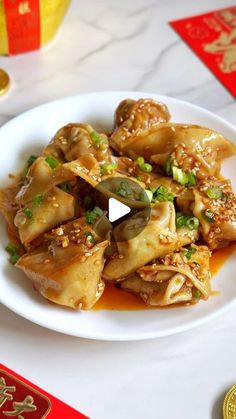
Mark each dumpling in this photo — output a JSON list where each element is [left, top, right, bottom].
[[113, 98, 170, 130], [44, 123, 111, 163], [111, 119, 236, 179], [0, 182, 22, 238], [120, 245, 211, 306], [16, 156, 76, 205], [110, 98, 171, 155], [192, 178, 236, 249], [151, 125, 236, 179], [14, 187, 75, 245], [16, 217, 109, 309], [103, 201, 199, 280]]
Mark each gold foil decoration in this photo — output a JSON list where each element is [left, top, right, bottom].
[[204, 29, 236, 74], [223, 384, 236, 419], [0, 69, 10, 96], [3, 395, 37, 416]]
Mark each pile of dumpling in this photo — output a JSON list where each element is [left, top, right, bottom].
[[1, 98, 236, 310]]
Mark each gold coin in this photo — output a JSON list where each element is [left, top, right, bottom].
[[0, 69, 10, 96], [223, 385, 236, 419]]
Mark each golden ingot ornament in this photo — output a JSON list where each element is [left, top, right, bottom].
[[223, 385, 236, 419], [0, 69, 10, 96]]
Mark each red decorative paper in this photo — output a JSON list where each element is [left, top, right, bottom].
[[170, 6, 236, 98], [3, 0, 41, 55], [0, 364, 89, 418]]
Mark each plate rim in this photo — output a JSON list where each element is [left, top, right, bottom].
[[0, 90, 236, 341]]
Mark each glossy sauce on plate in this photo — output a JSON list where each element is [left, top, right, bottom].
[[94, 244, 236, 311]]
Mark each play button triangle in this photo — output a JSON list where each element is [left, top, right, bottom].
[[108, 197, 131, 222]]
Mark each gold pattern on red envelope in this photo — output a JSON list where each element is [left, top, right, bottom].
[[0, 371, 51, 418], [170, 6, 236, 97], [0, 364, 88, 419]]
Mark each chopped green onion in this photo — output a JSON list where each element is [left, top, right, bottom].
[[193, 289, 202, 299], [84, 232, 96, 244], [93, 206, 103, 217], [176, 212, 199, 230], [59, 182, 72, 193], [151, 185, 174, 202], [172, 166, 189, 186], [176, 213, 189, 228], [136, 156, 153, 173], [45, 155, 59, 169], [136, 157, 144, 165], [23, 207, 33, 219], [116, 181, 131, 198], [165, 157, 197, 187], [186, 172, 197, 186], [202, 209, 215, 223], [5, 243, 20, 265], [33, 194, 43, 207], [164, 156, 173, 176], [27, 155, 38, 167], [144, 189, 153, 202], [100, 163, 118, 175], [5, 243, 18, 255], [85, 212, 97, 224], [10, 253, 20, 265], [90, 131, 108, 148], [206, 187, 223, 199], [85, 206, 103, 224], [184, 246, 197, 260], [139, 189, 153, 202], [186, 217, 199, 230]]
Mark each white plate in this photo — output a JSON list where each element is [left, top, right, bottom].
[[0, 91, 236, 341]]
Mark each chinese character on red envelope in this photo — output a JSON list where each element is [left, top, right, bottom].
[[170, 6, 236, 97], [0, 364, 88, 419]]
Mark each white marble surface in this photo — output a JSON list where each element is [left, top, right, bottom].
[[0, 0, 236, 418]]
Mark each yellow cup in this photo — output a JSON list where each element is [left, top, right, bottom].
[[0, 0, 71, 55]]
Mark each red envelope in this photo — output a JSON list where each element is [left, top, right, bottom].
[[170, 6, 236, 98], [0, 364, 89, 418], [3, 0, 41, 55]]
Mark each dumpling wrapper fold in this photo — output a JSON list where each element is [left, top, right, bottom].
[[16, 156, 75, 205], [192, 178, 236, 249], [103, 202, 199, 280], [44, 123, 111, 163], [120, 245, 211, 306], [16, 217, 109, 309], [15, 187, 75, 244], [111, 119, 236, 179], [111, 98, 171, 152]]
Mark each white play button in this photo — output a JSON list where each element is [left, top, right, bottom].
[[108, 197, 131, 222]]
